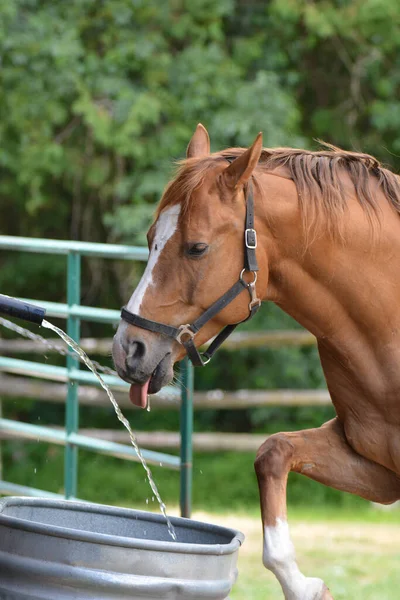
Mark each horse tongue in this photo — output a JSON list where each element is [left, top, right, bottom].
[[129, 379, 150, 409]]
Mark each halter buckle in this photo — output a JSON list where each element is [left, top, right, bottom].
[[245, 228, 257, 249], [176, 324, 195, 345]]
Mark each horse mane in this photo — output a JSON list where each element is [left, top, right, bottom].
[[157, 143, 400, 237]]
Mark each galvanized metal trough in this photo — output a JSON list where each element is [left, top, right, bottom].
[[0, 497, 244, 599]]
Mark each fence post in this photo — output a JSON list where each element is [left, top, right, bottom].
[[64, 251, 81, 499], [0, 399, 2, 482], [180, 357, 194, 518]]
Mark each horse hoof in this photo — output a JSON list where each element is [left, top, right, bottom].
[[304, 579, 333, 600], [320, 584, 334, 599], [284, 578, 332, 600]]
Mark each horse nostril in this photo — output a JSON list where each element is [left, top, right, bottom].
[[126, 340, 146, 366]]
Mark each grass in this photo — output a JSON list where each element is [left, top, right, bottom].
[[194, 507, 400, 600]]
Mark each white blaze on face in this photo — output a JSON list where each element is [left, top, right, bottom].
[[127, 204, 181, 315], [263, 518, 326, 600]]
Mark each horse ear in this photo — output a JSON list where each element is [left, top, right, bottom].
[[223, 133, 263, 189], [186, 123, 210, 158]]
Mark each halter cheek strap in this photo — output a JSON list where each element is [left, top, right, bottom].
[[120, 161, 261, 367]]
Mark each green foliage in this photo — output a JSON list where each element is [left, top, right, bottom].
[[269, 0, 400, 157], [0, 0, 301, 248]]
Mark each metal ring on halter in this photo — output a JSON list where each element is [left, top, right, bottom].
[[240, 268, 258, 286], [199, 354, 211, 365]]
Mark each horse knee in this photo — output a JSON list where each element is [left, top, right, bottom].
[[255, 434, 295, 481]]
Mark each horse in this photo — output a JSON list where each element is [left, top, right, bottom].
[[112, 124, 400, 600]]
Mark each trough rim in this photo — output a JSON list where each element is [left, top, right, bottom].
[[0, 496, 244, 556]]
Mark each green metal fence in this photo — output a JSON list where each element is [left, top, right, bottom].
[[0, 235, 194, 517]]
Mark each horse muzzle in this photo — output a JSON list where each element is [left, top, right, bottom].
[[112, 324, 174, 406]]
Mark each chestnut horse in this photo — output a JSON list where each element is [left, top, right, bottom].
[[113, 124, 400, 599]]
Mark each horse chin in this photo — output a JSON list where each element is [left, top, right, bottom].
[[148, 352, 173, 394]]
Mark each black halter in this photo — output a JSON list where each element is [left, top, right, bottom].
[[121, 160, 261, 366]]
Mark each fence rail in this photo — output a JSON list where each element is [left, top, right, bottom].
[[0, 330, 317, 354], [0, 419, 180, 467], [0, 427, 268, 453], [0, 373, 330, 409], [0, 236, 149, 260]]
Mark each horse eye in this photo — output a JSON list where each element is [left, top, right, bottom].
[[186, 243, 209, 258]]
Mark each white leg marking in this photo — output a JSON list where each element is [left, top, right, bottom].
[[127, 204, 181, 315], [263, 519, 325, 600]]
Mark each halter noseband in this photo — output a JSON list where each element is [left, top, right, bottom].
[[120, 158, 261, 366]]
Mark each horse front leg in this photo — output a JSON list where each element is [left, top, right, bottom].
[[254, 417, 400, 600]]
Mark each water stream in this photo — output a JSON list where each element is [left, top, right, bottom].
[[40, 319, 177, 541], [0, 315, 177, 541], [41, 320, 177, 541]]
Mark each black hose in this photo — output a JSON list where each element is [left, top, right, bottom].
[[0, 294, 46, 325]]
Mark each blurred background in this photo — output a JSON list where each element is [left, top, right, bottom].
[[1, 1, 400, 598]]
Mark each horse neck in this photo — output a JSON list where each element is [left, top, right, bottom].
[[257, 172, 377, 344]]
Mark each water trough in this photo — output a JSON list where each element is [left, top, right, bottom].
[[0, 497, 244, 599]]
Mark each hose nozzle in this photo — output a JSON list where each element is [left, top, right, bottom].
[[0, 294, 46, 325]]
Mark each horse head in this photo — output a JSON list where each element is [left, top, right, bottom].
[[112, 124, 268, 406]]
